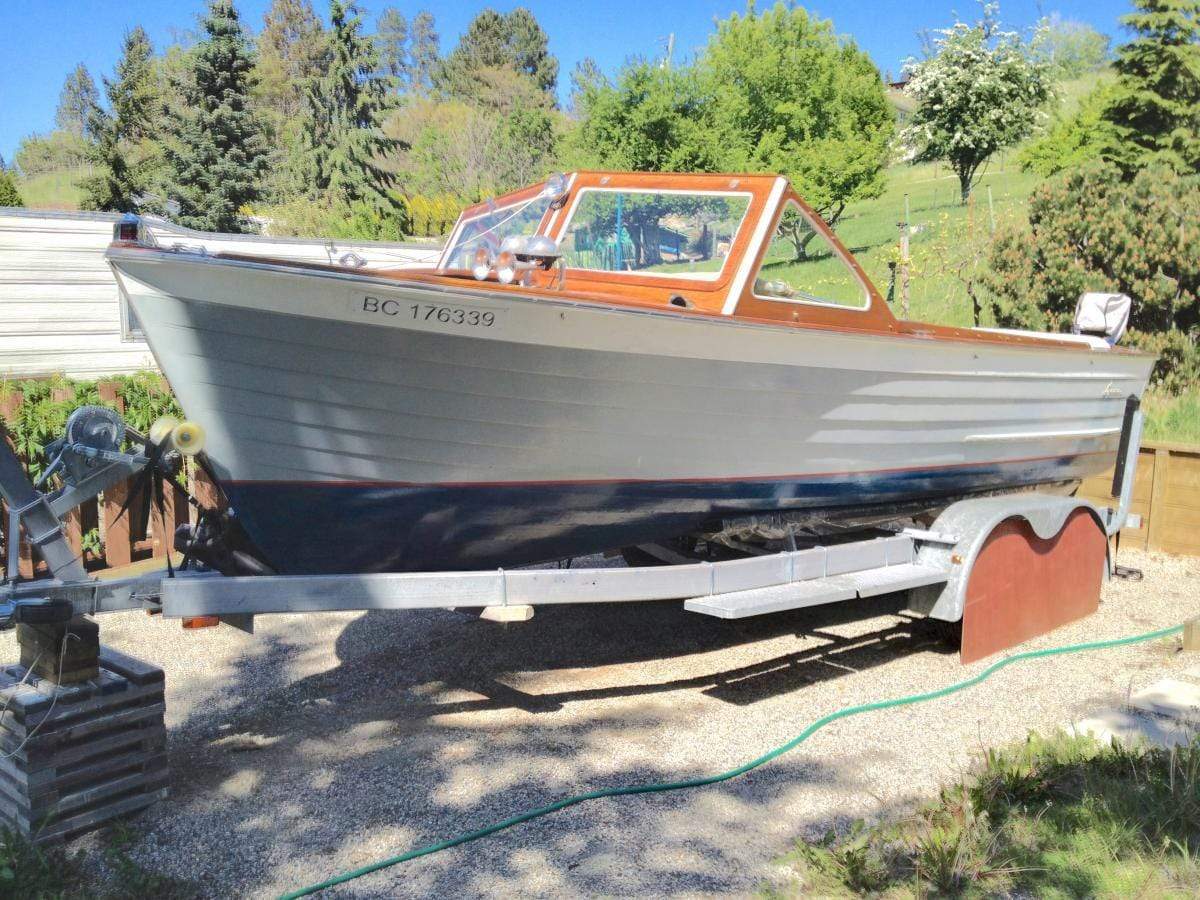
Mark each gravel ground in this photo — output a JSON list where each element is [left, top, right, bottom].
[[4, 548, 1197, 898]]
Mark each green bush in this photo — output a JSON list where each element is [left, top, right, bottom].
[[983, 162, 1200, 334], [1126, 329, 1200, 396], [0, 170, 22, 207]]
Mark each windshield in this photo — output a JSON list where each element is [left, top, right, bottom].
[[441, 193, 553, 270], [558, 189, 752, 279]]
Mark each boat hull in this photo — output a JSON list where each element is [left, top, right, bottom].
[[109, 249, 1154, 574]]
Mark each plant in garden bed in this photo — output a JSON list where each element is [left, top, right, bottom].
[[0, 372, 181, 479]]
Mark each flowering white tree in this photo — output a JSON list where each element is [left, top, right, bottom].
[[903, 6, 1053, 203]]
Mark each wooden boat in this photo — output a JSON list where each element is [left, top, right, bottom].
[[105, 172, 1155, 574]]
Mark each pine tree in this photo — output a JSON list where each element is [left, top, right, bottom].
[[376, 7, 409, 86], [80, 27, 164, 212], [0, 170, 23, 207], [408, 10, 440, 94], [56, 64, 100, 135], [165, 0, 268, 232], [295, 1, 400, 210], [437, 7, 557, 100], [1101, 0, 1200, 175]]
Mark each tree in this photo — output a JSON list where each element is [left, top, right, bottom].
[[984, 163, 1200, 338], [375, 7, 409, 86], [568, 57, 606, 115], [700, 2, 895, 231], [903, 9, 1053, 203], [80, 27, 166, 212], [392, 67, 559, 198], [294, 1, 400, 212], [56, 64, 99, 135], [437, 7, 557, 99], [13, 131, 89, 176], [0, 170, 23, 207], [255, 0, 327, 122], [1019, 82, 1119, 176], [1100, 0, 1200, 175], [408, 10, 440, 94], [567, 61, 724, 173], [1030, 15, 1111, 78], [164, 0, 268, 232]]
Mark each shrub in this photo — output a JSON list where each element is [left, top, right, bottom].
[[0, 170, 22, 207], [983, 162, 1200, 334], [1125, 328, 1200, 396]]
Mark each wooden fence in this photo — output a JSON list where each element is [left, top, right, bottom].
[[1080, 439, 1200, 557], [0, 383, 203, 580]]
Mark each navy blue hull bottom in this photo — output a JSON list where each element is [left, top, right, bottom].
[[221, 454, 1096, 574]]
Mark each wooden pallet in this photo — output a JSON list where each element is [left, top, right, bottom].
[[0, 647, 168, 844]]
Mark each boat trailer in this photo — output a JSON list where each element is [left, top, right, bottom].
[[0, 398, 1144, 843], [0, 398, 1145, 665]]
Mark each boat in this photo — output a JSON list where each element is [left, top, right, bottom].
[[104, 171, 1155, 575]]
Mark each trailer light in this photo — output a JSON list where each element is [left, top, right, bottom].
[[472, 247, 492, 281], [113, 213, 141, 243], [182, 616, 220, 629]]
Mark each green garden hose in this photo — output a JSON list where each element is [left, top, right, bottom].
[[281, 623, 1185, 899]]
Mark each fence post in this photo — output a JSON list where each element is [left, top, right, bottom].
[[1146, 447, 1170, 551], [102, 482, 133, 568]]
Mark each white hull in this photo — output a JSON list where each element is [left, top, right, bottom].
[[108, 248, 1154, 572]]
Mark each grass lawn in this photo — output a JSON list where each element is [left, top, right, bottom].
[[831, 158, 1043, 327], [1144, 391, 1200, 445], [14, 167, 91, 210], [771, 731, 1200, 898]]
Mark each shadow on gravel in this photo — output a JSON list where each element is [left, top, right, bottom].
[[144, 593, 957, 897]]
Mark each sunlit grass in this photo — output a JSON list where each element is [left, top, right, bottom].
[[772, 731, 1200, 899], [1143, 389, 1200, 445], [13, 167, 90, 210]]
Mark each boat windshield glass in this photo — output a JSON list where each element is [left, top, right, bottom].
[[558, 189, 752, 279], [442, 193, 554, 270], [752, 202, 868, 309]]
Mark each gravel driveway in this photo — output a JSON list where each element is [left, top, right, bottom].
[[5, 548, 1197, 898]]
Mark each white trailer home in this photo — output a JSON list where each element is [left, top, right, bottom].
[[0, 207, 440, 380]]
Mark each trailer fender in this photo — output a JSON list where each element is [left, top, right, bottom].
[[912, 495, 1109, 662]]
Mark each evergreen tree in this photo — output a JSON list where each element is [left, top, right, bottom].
[[0, 170, 23, 207], [56, 64, 100, 135], [80, 27, 164, 212], [376, 7, 409, 86], [256, 0, 327, 121], [165, 0, 268, 232], [437, 7, 557, 100], [408, 10, 440, 94], [1101, 0, 1200, 175], [295, 1, 400, 210]]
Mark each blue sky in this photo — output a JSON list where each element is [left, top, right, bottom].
[[0, 0, 1136, 165]]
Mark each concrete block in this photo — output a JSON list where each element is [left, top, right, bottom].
[[1071, 707, 1198, 750], [1128, 679, 1200, 724]]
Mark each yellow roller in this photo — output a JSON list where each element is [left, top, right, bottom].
[[170, 421, 206, 456], [148, 416, 180, 446]]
